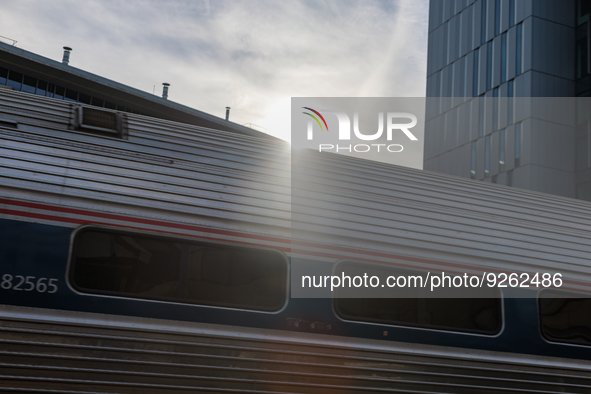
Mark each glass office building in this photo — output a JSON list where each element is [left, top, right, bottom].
[[425, 0, 591, 200]]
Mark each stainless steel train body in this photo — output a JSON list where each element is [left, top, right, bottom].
[[0, 89, 590, 393]]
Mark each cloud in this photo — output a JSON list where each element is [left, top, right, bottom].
[[0, 0, 428, 145]]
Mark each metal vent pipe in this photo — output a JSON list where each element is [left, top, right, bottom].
[[225, 107, 230, 121], [62, 47, 72, 65], [162, 83, 170, 99]]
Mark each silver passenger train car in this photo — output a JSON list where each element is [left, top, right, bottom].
[[0, 88, 590, 393]]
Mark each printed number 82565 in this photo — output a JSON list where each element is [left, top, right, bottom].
[[1, 274, 58, 293]]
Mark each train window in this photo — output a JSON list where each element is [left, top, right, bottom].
[[70, 228, 288, 312], [333, 262, 502, 335], [336, 297, 501, 335], [539, 290, 591, 346]]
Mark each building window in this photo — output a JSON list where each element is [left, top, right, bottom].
[[508, 80, 514, 124], [499, 128, 505, 172], [481, 0, 487, 45], [36, 80, 48, 96], [64, 88, 78, 102], [577, 182, 591, 201], [473, 48, 480, 97], [509, 0, 515, 27], [78, 93, 92, 105], [516, 23, 522, 75], [0, 65, 144, 116], [501, 32, 507, 83], [91, 97, 105, 107], [486, 41, 493, 91], [105, 101, 117, 110], [485, 135, 491, 176], [494, 0, 500, 36], [22, 75, 37, 94], [576, 31, 589, 80], [471, 141, 477, 178], [493, 88, 499, 131], [479, 95, 485, 137], [70, 228, 288, 312], [515, 122, 521, 167], [0, 67, 7, 86], [577, 0, 590, 25], [576, 133, 589, 170], [54, 85, 65, 100], [539, 291, 591, 346], [6, 70, 23, 91], [575, 0, 590, 94], [45, 83, 55, 98]]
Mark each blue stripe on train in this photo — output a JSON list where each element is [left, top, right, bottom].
[[0, 218, 589, 360]]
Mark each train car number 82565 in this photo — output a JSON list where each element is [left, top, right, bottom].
[[1, 274, 58, 293]]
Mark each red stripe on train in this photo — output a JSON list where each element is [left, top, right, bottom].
[[1, 198, 590, 289], [0, 197, 479, 269]]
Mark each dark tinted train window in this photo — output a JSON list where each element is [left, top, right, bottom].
[[336, 297, 501, 335], [333, 262, 502, 335], [539, 291, 591, 346], [71, 228, 287, 312]]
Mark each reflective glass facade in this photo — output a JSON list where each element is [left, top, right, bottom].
[[576, 0, 591, 200], [426, 0, 589, 201]]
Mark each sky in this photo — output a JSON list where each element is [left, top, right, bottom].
[[0, 0, 429, 143]]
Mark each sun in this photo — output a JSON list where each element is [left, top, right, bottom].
[[259, 97, 292, 143]]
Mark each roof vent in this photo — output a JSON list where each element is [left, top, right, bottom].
[[74, 106, 126, 138], [225, 106, 230, 121], [62, 46, 72, 65], [162, 83, 170, 99]]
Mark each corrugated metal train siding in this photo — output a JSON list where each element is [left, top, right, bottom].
[[2, 85, 591, 393], [291, 150, 591, 280], [0, 312, 590, 394], [2, 89, 591, 284]]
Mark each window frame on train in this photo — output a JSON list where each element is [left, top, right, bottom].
[[68, 226, 289, 313], [538, 289, 591, 347], [331, 260, 504, 336]]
